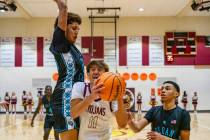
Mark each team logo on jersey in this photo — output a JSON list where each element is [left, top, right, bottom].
[[171, 120, 176, 124], [66, 117, 74, 127]]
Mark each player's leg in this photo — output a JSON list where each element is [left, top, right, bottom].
[[51, 90, 79, 140], [54, 129, 59, 140], [43, 128, 51, 140]]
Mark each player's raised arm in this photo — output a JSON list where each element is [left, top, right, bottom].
[[54, 0, 68, 31]]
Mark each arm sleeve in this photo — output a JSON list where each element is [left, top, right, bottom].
[[144, 107, 156, 123], [50, 26, 70, 54], [180, 110, 191, 130], [71, 82, 85, 100]]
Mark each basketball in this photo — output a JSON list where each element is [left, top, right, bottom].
[[96, 72, 126, 101]]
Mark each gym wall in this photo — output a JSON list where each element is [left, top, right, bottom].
[[0, 16, 209, 112]]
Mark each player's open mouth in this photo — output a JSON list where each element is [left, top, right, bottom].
[[92, 75, 99, 79]]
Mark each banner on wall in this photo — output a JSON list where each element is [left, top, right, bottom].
[[104, 37, 118, 66], [43, 37, 56, 67], [205, 36, 210, 47], [22, 37, 37, 67], [0, 35, 178, 67], [149, 36, 164, 66], [0, 37, 15, 67], [127, 36, 142, 66]]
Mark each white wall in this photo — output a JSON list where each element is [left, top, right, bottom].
[[0, 66, 210, 111], [0, 16, 209, 112], [0, 17, 210, 37]]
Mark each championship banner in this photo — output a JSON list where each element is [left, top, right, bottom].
[[149, 36, 164, 66], [104, 37, 118, 66], [22, 37, 37, 67], [0, 37, 15, 67], [165, 32, 196, 55], [43, 37, 56, 67], [127, 36, 142, 66]]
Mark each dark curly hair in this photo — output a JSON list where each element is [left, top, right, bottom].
[[54, 12, 82, 28]]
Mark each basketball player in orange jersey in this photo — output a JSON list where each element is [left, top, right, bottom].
[[128, 81, 190, 140], [71, 61, 128, 140]]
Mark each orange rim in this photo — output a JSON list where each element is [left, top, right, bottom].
[[149, 73, 157, 81], [52, 72, 59, 81], [140, 73, 147, 81], [131, 73, 139, 81], [122, 72, 130, 81]]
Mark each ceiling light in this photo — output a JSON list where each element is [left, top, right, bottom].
[[0, 6, 8, 12], [138, 8, 144, 12], [0, 9, 6, 12]]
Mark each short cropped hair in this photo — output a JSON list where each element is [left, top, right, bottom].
[[86, 61, 104, 73], [163, 81, 180, 93], [54, 12, 82, 29]]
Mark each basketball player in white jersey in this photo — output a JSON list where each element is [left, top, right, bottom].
[[71, 61, 128, 140]]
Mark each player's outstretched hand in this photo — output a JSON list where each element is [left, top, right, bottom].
[[147, 131, 168, 140]]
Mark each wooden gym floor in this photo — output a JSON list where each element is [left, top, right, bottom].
[[0, 113, 209, 140]]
